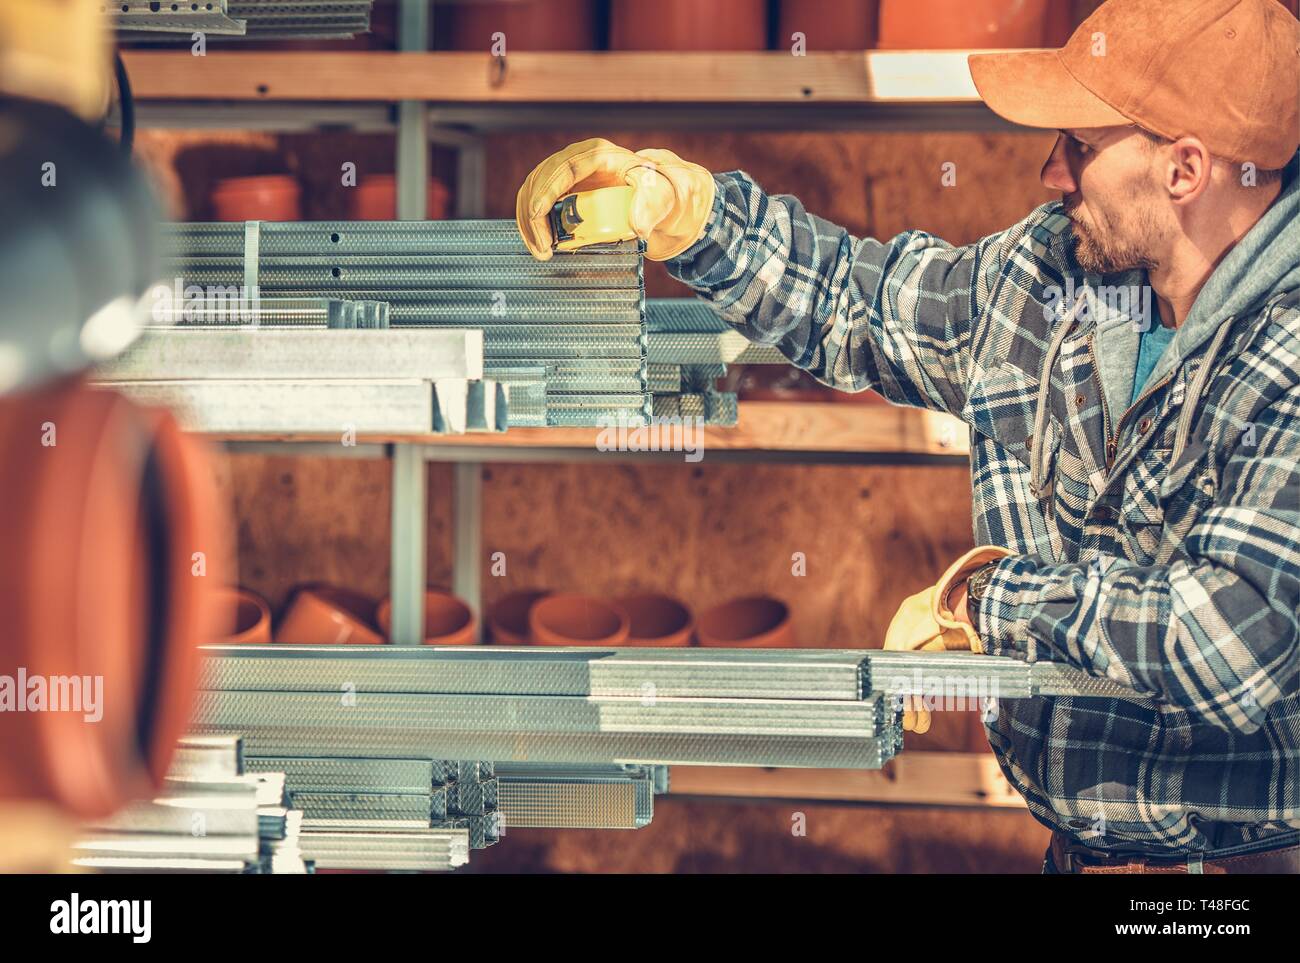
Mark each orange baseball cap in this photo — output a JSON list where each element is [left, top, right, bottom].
[[969, 0, 1300, 169]]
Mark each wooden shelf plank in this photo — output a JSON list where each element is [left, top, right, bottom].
[[207, 402, 970, 458], [669, 753, 1026, 809], [122, 50, 996, 104]]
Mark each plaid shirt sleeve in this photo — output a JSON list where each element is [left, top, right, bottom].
[[666, 170, 1036, 416], [977, 378, 1300, 735]]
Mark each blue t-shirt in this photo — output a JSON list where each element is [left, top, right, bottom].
[[1131, 321, 1177, 405]]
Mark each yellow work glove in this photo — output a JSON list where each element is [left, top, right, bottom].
[[882, 546, 1012, 733], [515, 138, 716, 262], [0, 0, 112, 119]]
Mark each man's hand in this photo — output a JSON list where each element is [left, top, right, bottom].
[[515, 138, 715, 262], [882, 584, 977, 734], [882, 546, 1011, 732]]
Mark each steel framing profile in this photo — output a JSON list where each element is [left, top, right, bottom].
[[162, 220, 650, 427]]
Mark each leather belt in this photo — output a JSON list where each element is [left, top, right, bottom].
[[1049, 831, 1300, 874]]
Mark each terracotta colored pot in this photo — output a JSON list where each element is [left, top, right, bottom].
[[487, 589, 552, 645], [617, 594, 694, 647], [377, 590, 477, 646], [877, 0, 1054, 49], [350, 175, 451, 220], [276, 583, 384, 645], [211, 175, 301, 222], [778, 0, 877, 51], [529, 594, 630, 646], [610, 0, 768, 51], [696, 596, 794, 647], [217, 588, 272, 644], [0, 380, 228, 819], [442, 0, 597, 51]]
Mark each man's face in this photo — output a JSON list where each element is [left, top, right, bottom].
[[1041, 126, 1170, 274]]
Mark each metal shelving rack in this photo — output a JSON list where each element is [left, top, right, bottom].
[[116, 14, 1004, 645]]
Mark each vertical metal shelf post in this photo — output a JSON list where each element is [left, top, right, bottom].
[[396, 0, 429, 222], [445, 121, 487, 641], [452, 462, 482, 641], [389, 0, 431, 644], [389, 443, 427, 646]]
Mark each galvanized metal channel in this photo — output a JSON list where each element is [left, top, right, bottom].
[[199, 644, 875, 700], [161, 221, 650, 427]]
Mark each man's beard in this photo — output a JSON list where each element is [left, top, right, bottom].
[[1064, 196, 1161, 274]]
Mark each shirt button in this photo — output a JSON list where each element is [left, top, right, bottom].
[[1075, 394, 1086, 407], [1025, 436, 1033, 451], [1138, 417, 1152, 435]]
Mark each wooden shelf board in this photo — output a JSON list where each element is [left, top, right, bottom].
[[207, 402, 969, 458], [669, 752, 1026, 809], [122, 50, 1002, 104]]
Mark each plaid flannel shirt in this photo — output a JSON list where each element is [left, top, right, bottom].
[[667, 170, 1300, 854]]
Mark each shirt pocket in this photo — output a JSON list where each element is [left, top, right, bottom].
[[960, 361, 1039, 464], [1154, 439, 1219, 563], [1050, 436, 1092, 555], [1119, 448, 1171, 563]]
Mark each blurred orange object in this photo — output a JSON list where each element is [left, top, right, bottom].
[[377, 590, 477, 645], [529, 594, 630, 646], [350, 175, 451, 220], [696, 596, 794, 647], [610, 0, 768, 50], [276, 583, 384, 645], [137, 399, 231, 784], [0, 379, 229, 819], [618, 594, 694, 647], [877, 0, 1055, 49], [211, 174, 302, 221], [441, 0, 597, 51]]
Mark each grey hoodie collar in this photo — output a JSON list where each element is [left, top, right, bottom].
[[1146, 151, 1300, 389]]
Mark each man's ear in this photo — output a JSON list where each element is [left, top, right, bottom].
[[1164, 136, 1213, 204]]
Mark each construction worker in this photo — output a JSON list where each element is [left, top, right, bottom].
[[516, 0, 1300, 874]]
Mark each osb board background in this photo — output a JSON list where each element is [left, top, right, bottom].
[[148, 128, 1060, 871], [461, 798, 1052, 874]]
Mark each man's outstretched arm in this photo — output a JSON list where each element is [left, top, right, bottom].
[[665, 168, 1040, 417], [515, 139, 1055, 421]]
